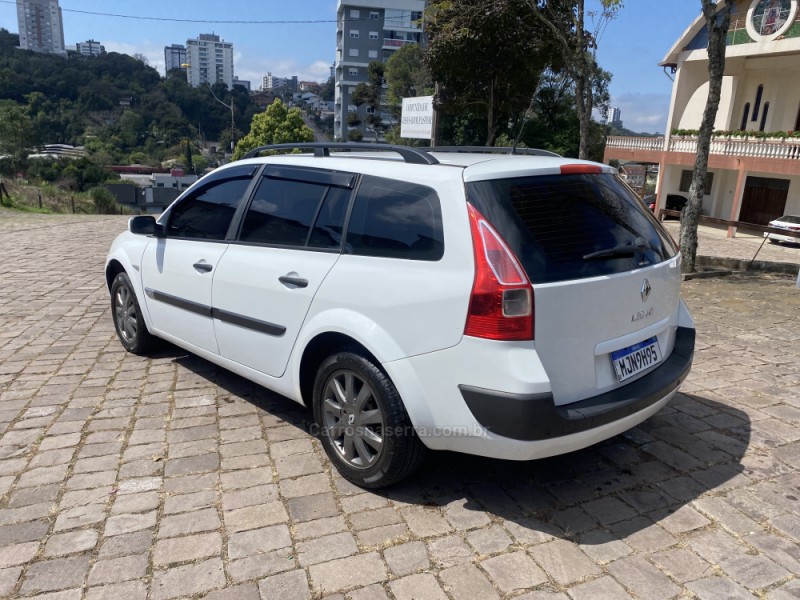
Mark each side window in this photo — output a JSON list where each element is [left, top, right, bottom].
[[346, 176, 444, 261], [239, 177, 328, 246], [167, 176, 252, 240], [309, 187, 350, 249]]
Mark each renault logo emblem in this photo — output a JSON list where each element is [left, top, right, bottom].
[[641, 279, 652, 303]]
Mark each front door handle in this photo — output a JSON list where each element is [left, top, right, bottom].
[[193, 262, 213, 273], [279, 275, 309, 288]]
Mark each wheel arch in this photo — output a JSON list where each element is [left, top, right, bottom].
[[105, 259, 126, 291], [298, 332, 381, 408]]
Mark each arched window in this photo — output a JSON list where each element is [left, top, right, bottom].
[[752, 85, 764, 121], [740, 103, 750, 131], [759, 102, 770, 132]]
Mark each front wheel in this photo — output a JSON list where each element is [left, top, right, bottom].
[[313, 352, 426, 488], [110, 272, 154, 355]]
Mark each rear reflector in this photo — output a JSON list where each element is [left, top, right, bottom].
[[560, 164, 603, 175]]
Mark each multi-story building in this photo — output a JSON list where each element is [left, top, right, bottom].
[[604, 0, 800, 229], [164, 43, 187, 74], [185, 34, 234, 89], [609, 107, 623, 129], [16, 0, 66, 56], [334, 0, 425, 141], [233, 76, 251, 91], [262, 73, 298, 92], [75, 39, 104, 56]]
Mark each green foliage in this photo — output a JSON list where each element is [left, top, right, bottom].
[[0, 28, 257, 168], [0, 101, 35, 172], [425, 0, 563, 145], [232, 100, 314, 159], [26, 157, 119, 192], [385, 44, 432, 112], [90, 186, 118, 214]]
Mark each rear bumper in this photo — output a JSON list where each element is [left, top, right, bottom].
[[460, 326, 695, 441]]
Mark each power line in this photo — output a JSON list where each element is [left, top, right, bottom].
[[0, 1, 417, 25]]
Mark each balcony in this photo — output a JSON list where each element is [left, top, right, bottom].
[[382, 38, 414, 49], [606, 135, 800, 161]]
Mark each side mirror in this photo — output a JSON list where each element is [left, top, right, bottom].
[[129, 215, 163, 236]]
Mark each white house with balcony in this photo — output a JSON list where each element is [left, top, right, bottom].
[[605, 0, 800, 228]]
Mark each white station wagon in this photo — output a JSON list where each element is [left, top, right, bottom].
[[106, 143, 695, 488]]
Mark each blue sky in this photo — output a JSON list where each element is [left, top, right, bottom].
[[0, 0, 705, 133]]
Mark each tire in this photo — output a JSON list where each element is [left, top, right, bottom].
[[312, 352, 426, 488], [110, 272, 154, 355], [768, 237, 779, 244]]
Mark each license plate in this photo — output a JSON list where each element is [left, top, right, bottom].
[[611, 337, 661, 382]]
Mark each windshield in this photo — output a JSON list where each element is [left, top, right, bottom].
[[777, 215, 800, 224], [467, 173, 678, 284]]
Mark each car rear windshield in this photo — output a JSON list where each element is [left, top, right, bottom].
[[467, 173, 678, 284], [777, 215, 800, 224]]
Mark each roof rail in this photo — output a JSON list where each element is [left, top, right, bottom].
[[242, 142, 439, 165], [429, 146, 561, 158]]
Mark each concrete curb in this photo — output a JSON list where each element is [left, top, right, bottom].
[[697, 255, 800, 275]]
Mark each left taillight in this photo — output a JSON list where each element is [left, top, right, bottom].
[[464, 204, 534, 341]]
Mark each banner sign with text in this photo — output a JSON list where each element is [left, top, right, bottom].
[[401, 96, 434, 139]]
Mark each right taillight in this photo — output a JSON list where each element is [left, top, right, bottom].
[[464, 204, 534, 341]]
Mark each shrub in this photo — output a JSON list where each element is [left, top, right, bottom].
[[90, 187, 118, 214]]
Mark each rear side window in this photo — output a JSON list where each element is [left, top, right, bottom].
[[467, 174, 677, 284], [346, 176, 444, 261]]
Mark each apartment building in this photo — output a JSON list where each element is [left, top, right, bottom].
[[334, 0, 425, 141], [185, 34, 234, 89], [164, 43, 187, 74], [75, 39, 104, 56], [16, 0, 66, 56]]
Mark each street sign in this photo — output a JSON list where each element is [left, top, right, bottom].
[[401, 96, 434, 140]]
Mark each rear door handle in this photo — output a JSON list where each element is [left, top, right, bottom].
[[279, 275, 308, 288], [193, 262, 213, 273]]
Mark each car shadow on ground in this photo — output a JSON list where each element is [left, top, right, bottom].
[[168, 347, 751, 545]]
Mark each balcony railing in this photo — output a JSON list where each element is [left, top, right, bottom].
[[382, 38, 414, 48], [605, 136, 665, 151], [606, 135, 800, 161]]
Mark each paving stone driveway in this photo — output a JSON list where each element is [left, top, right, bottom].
[[1, 211, 799, 600]]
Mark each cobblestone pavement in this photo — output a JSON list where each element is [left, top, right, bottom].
[[662, 221, 800, 268], [1, 211, 799, 600]]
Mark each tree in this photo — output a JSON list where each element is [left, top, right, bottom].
[[385, 44, 432, 112], [0, 102, 35, 174], [425, 0, 562, 145], [528, 0, 622, 159], [679, 0, 733, 273], [351, 62, 385, 140], [232, 99, 313, 160]]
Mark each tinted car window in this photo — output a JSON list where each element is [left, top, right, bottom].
[[309, 187, 350, 249], [346, 176, 444, 261], [167, 176, 252, 240], [240, 177, 328, 246], [467, 174, 677, 284]]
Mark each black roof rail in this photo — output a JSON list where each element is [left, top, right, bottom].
[[242, 142, 439, 165], [429, 146, 562, 158]]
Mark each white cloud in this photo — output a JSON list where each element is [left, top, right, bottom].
[[235, 54, 332, 87], [610, 92, 672, 134], [102, 41, 166, 75]]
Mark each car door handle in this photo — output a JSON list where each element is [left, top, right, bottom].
[[193, 262, 213, 273], [279, 275, 308, 288]]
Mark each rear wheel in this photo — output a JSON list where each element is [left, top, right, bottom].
[[111, 272, 154, 355], [313, 352, 426, 488]]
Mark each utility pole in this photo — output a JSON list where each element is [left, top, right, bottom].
[[207, 82, 235, 153]]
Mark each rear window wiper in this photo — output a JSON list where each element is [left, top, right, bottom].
[[583, 243, 652, 261]]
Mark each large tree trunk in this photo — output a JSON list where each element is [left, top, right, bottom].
[[575, 61, 590, 160], [679, 0, 732, 273]]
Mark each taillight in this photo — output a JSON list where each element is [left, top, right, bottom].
[[465, 204, 534, 341]]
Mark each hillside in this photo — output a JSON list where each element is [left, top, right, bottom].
[[0, 29, 257, 164]]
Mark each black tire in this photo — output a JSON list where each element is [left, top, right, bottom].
[[312, 352, 426, 488], [768, 237, 779, 244], [110, 272, 154, 355]]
